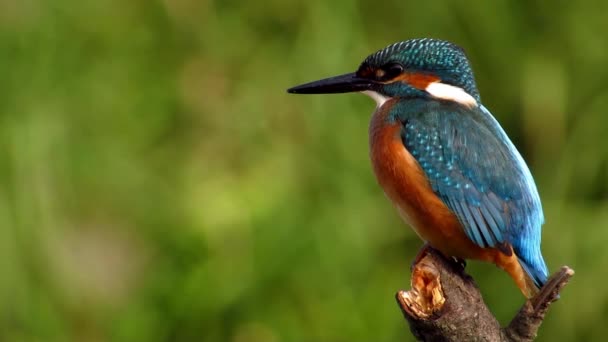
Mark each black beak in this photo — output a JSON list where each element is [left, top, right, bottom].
[[287, 72, 376, 94]]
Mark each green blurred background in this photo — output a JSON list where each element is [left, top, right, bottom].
[[1, 0, 607, 341]]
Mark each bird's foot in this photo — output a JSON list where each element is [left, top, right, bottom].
[[451, 257, 467, 271]]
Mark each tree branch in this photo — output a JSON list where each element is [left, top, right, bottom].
[[395, 248, 574, 341]]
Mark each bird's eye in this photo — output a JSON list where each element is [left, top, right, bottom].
[[383, 63, 404, 79]]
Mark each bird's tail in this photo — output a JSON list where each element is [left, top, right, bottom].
[[497, 250, 548, 298], [518, 254, 549, 296]]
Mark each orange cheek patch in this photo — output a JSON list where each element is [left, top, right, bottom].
[[393, 72, 441, 90]]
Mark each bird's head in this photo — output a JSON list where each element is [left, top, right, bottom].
[[288, 38, 480, 107]]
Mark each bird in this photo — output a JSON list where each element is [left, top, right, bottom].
[[287, 38, 549, 298]]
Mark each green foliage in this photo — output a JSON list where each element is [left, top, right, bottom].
[[0, 0, 606, 341]]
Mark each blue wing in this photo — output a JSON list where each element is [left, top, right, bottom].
[[398, 101, 548, 287]]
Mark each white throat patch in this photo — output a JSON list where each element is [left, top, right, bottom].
[[362, 90, 390, 108], [361, 84, 477, 108], [425, 82, 477, 107]]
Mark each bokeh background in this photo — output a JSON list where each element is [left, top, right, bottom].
[[1, 1, 607, 341]]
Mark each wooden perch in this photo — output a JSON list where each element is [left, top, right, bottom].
[[396, 248, 574, 341]]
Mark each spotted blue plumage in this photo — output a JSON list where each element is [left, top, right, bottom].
[[390, 98, 549, 288], [286, 37, 550, 292]]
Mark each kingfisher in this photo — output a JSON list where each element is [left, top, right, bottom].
[[287, 38, 549, 298]]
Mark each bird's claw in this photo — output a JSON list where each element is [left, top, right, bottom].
[[451, 257, 467, 271]]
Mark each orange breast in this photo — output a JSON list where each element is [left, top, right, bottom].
[[369, 100, 484, 259], [368, 100, 538, 297]]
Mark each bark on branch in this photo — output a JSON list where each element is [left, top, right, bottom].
[[396, 248, 574, 341]]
